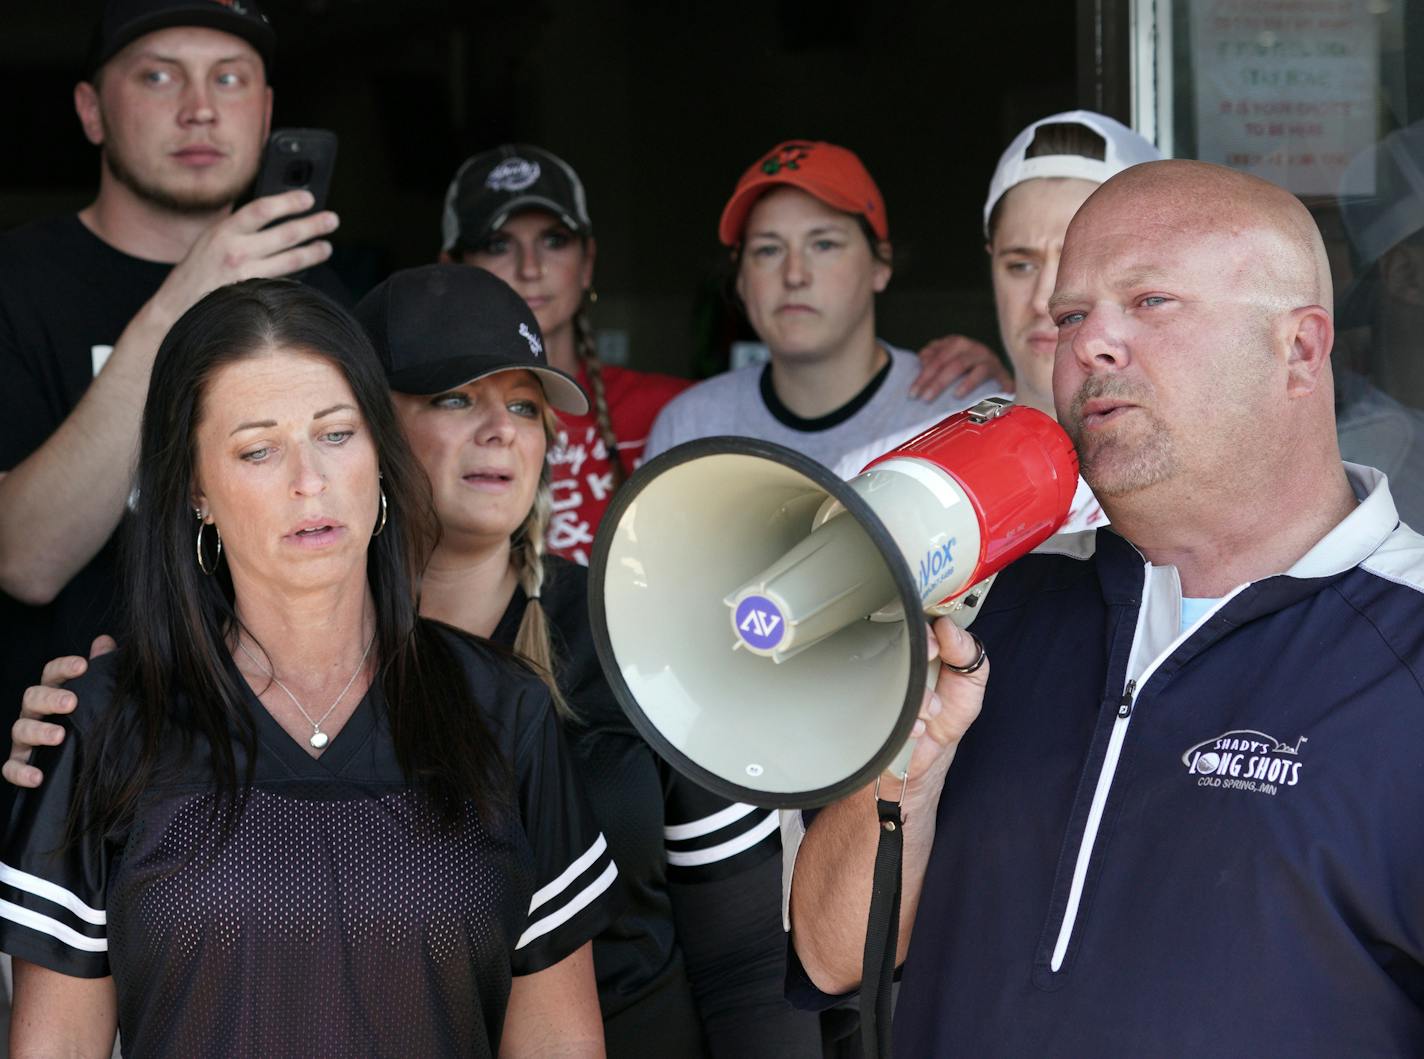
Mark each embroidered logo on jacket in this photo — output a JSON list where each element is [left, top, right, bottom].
[[1181, 729, 1306, 796]]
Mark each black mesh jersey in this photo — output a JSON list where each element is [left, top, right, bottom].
[[498, 558, 784, 1054], [0, 624, 619, 1058]]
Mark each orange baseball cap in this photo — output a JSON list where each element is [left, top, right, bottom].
[[718, 140, 889, 246]]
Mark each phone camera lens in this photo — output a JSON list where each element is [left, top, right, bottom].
[[283, 160, 314, 187]]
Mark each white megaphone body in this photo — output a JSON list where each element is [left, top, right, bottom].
[[590, 397, 1079, 808]]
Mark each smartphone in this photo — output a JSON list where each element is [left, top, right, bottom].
[[251, 128, 338, 224]]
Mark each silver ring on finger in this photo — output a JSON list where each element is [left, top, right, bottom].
[[943, 631, 987, 674]]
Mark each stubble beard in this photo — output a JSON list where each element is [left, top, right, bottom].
[[103, 144, 249, 216], [1065, 378, 1177, 498]]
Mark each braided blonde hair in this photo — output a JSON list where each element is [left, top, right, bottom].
[[509, 406, 575, 721], [572, 303, 627, 490]]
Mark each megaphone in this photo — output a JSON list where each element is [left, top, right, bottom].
[[589, 398, 1079, 808]]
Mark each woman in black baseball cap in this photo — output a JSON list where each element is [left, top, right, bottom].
[[439, 145, 692, 564], [358, 264, 785, 1056], [354, 263, 588, 703]]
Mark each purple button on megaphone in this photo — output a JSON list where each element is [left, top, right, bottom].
[[733, 595, 786, 651]]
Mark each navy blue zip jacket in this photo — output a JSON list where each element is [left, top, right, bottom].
[[789, 464, 1424, 1055]]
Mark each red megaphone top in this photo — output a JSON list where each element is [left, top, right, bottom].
[[863, 400, 1081, 602]]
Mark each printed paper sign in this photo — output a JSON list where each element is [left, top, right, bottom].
[[1191, 0, 1378, 195]]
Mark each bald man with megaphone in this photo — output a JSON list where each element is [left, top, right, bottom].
[[789, 160, 1424, 1056]]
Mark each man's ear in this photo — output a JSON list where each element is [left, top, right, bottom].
[[1283, 304, 1335, 398], [74, 81, 105, 147]]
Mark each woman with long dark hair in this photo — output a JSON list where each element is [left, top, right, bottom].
[[0, 280, 616, 1057], [11, 265, 809, 1056]]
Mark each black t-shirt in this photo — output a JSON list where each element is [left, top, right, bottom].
[[0, 214, 348, 725], [495, 557, 786, 1056], [0, 623, 617, 1058]]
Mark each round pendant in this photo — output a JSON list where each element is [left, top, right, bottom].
[[310, 731, 329, 750]]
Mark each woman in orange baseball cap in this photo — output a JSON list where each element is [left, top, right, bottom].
[[645, 139, 1009, 471]]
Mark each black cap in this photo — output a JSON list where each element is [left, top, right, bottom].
[[355, 265, 589, 415], [440, 145, 592, 253], [88, 0, 276, 78]]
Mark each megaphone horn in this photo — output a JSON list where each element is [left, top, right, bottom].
[[590, 399, 1079, 808]]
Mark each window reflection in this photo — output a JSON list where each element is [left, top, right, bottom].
[[1337, 121, 1424, 524]]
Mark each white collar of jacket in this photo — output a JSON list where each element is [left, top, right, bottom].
[[1286, 462, 1403, 580], [1040, 462, 1406, 581], [1032, 463, 1418, 681]]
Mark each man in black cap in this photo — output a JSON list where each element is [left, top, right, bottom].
[[0, 0, 343, 720]]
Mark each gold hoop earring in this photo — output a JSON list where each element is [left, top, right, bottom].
[[372, 488, 388, 537], [196, 516, 222, 575]]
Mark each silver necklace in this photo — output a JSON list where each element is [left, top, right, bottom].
[[237, 633, 376, 750]]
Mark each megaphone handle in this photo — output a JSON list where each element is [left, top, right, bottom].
[[859, 653, 940, 1058], [861, 783, 906, 1057]]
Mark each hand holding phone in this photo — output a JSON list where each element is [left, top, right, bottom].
[[145, 130, 340, 325]]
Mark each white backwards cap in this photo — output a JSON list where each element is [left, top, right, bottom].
[[983, 110, 1163, 236]]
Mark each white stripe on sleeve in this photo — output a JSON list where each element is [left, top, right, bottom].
[[0, 898, 107, 953], [665, 809, 779, 867], [663, 802, 759, 841], [527, 833, 609, 915], [0, 862, 106, 925], [514, 860, 618, 950]]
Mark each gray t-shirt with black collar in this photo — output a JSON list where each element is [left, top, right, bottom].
[[644, 342, 1004, 471]]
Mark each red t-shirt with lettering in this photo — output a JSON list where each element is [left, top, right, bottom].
[[547, 364, 692, 564]]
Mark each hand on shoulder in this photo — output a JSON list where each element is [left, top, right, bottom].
[[4, 635, 116, 789], [911, 334, 1015, 401]]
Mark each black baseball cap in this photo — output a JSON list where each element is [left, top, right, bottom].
[[441, 145, 592, 253], [88, 0, 277, 78], [355, 265, 589, 415]]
